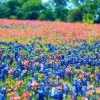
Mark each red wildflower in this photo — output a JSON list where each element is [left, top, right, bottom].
[[21, 91, 31, 99], [7, 91, 16, 97], [50, 60, 55, 64], [23, 60, 30, 67], [86, 90, 93, 95], [56, 85, 63, 90], [31, 81, 39, 87], [8, 69, 14, 74], [0, 49, 2, 53], [65, 67, 71, 74], [13, 80, 23, 90], [79, 74, 84, 79], [98, 97, 100, 100], [10, 96, 21, 100]]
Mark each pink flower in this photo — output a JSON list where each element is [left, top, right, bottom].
[[40, 73, 44, 77], [23, 60, 30, 67], [10, 96, 21, 100], [0, 49, 2, 53], [50, 60, 55, 64], [31, 81, 39, 87], [98, 97, 100, 100], [8, 69, 14, 74], [86, 90, 93, 95], [56, 85, 63, 90]]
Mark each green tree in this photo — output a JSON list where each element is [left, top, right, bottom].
[[1, 0, 19, 18], [49, 0, 68, 21], [0, 2, 4, 18], [54, 8, 68, 21], [67, 7, 83, 22], [0, 0, 100, 23], [50, 0, 68, 8], [39, 9, 54, 20], [38, 2, 54, 20], [16, 0, 43, 19]]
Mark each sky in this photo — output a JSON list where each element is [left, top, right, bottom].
[[42, 0, 49, 3]]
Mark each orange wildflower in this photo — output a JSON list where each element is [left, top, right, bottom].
[[21, 91, 30, 99], [79, 74, 84, 79], [96, 87, 100, 93]]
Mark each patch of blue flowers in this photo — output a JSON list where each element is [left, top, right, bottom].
[[0, 39, 100, 100]]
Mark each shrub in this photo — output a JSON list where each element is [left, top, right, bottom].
[[82, 14, 94, 24]]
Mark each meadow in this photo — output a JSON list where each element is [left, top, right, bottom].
[[0, 19, 100, 100]]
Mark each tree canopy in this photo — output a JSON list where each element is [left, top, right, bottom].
[[0, 0, 100, 23]]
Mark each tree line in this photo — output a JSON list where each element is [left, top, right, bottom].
[[0, 0, 100, 23]]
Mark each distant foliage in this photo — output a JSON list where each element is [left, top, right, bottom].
[[0, 0, 100, 23]]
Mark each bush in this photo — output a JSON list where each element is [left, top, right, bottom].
[[9, 15, 17, 19], [55, 18, 60, 22], [82, 14, 94, 24]]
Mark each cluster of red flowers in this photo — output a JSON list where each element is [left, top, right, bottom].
[[0, 19, 100, 44]]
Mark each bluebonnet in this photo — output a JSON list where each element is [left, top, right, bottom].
[[0, 93, 5, 100], [0, 40, 100, 99]]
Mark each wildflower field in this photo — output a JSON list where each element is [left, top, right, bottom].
[[0, 19, 100, 100]]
